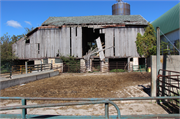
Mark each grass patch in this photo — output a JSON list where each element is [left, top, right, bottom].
[[110, 69, 125, 72]]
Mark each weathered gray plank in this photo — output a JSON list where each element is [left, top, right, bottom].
[[47, 30, 51, 57], [51, 29, 54, 57], [77, 27, 82, 57], [54, 29, 58, 57], [105, 28, 114, 57], [37, 30, 40, 58], [115, 28, 120, 56], [96, 37, 105, 60], [61, 27, 70, 56], [71, 27, 76, 57]]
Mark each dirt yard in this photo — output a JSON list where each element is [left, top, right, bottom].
[[0, 72, 169, 116], [0, 72, 151, 98]]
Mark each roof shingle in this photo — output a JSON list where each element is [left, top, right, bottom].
[[42, 15, 148, 26]]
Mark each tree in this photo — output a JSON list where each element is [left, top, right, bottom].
[[0, 33, 17, 61], [135, 23, 157, 58]]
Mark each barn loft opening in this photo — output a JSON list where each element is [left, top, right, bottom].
[[82, 27, 105, 56], [25, 38, 30, 44]]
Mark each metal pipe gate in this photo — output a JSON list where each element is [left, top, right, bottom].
[[0, 96, 179, 119], [157, 69, 180, 113]]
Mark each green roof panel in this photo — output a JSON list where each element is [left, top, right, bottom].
[[152, 3, 180, 35]]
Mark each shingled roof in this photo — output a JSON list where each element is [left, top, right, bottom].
[[42, 15, 148, 26]]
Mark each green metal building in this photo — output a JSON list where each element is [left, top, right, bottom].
[[151, 3, 180, 54]]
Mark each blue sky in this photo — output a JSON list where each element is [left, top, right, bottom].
[[0, 0, 179, 37]]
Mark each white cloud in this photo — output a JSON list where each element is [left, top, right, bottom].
[[6, 20, 22, 28], [25, 21, 32, 25]]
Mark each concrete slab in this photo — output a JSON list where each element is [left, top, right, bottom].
[[0, 70, 59, 90]]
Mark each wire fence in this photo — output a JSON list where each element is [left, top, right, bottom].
[[1, 62, 148, 79], [0, 64, 53, 79]]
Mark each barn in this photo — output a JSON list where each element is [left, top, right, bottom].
[[12, 15, 148, 72]]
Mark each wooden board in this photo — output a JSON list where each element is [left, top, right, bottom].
[[105, 28, 114, 57], [96, 37, 105, 61]]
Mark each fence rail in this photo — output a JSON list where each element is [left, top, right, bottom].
[[0, 96, 179, 119], [157, 69, 180, 113], [0, 63, 53, 79]]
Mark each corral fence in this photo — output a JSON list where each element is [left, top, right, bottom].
[[157, 69, 180, 113], [0, 96, 179, 119], [62, 63, 147, 73], [0, 63, 57, 79]]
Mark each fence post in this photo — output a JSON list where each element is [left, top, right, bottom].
[[105, 103, 109, 119], [21, 99, 27, 119], [10, 70, 12, 79], [51, 63, 53, 70], [25, 61, 28, 74], [41, 61, 42, 71], [116, 62, 117, 73]]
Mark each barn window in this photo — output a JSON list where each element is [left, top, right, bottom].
[[38, 43, 40, 54], [25, 38, 30, 43]]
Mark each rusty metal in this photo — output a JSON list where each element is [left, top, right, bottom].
[[112, 1, 130, 15], [157, 69, 180, 113], [102, 24, 125, 28]]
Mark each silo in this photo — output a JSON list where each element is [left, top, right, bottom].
[[112, 0, 130, 15]]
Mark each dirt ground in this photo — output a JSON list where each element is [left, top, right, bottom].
[[0, 72, 151, 98], [0, 72, 171, 116]]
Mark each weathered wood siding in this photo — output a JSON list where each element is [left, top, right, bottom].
[[71, 27, 82, 57], [105, 28, 114, 57], [13, 27, 82, 59], [105, 26, 145, 57], [13, 26, 145, 60]]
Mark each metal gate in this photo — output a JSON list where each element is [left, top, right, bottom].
[[157, 69, 180, 113], [109, 58, 127, 71], [0, 96, 179, 119], [92, 59, 101, 72]]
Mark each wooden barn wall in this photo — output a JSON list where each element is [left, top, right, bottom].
[[71, 27, 82, 57], [13, 27, 82, 59], [105, 26, 145, 57], [12, 25, 145, 60]]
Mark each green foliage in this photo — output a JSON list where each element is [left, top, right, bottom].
[[0, 33, 18, 61], [135, 23, 157, 58], [160, 39, 180, 55], [59, 55, 80, 73], [110, 69, 125, 72]]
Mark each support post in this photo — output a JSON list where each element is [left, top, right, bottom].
[[21, 99, 27, 119], [41, 60, 42, 71], [127, 58, 130, 72], [105, 103, 109, 119], [25, 61, 27, 74], [152, 27, 160, 97]]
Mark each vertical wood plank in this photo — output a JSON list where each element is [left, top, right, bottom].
[[105, 28, 114, 57], [119, 28, 124, 57], [48, 30, 51, 57], [71, 27, 76, 57], [51, 29, 54, 58], [115, 28, 120, 56], [60, 28, 63, 56], [61, 27, 70, 56], [77, 27, 82, 57]]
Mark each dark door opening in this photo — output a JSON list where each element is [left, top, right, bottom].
[[82, 27, 105, 56], [109, 58, 128, 71]]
